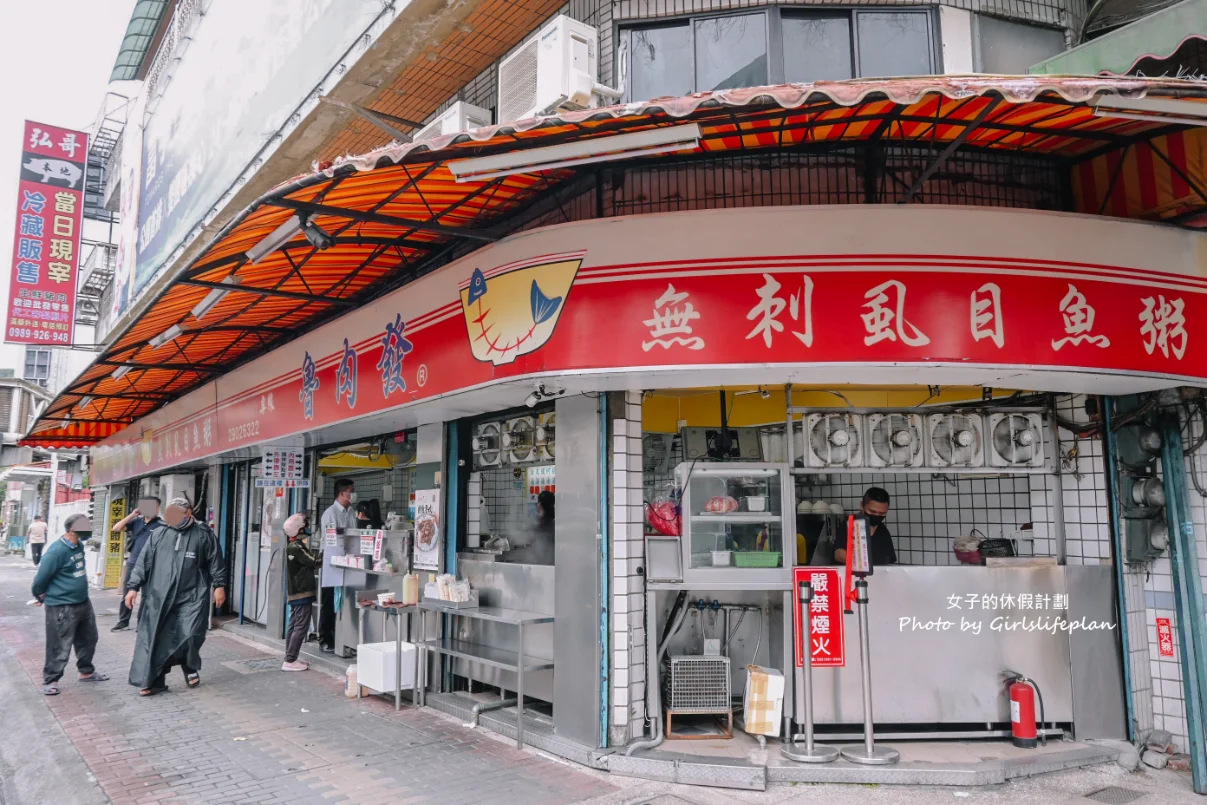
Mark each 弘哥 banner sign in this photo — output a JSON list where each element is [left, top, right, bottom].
[[5, 121, 87, 345]]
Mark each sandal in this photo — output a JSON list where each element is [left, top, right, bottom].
[[139, 685, 168, 697], [185, 671, 200, 689], [43, 684, 60, 696], [79, 673, 109, 683]]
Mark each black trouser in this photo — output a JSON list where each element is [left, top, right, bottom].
[[318, 587, 335, 648], [30, 543, 43, 565], [115, 570, 139, 628], [149, 650, 196, 690], [43, 601, 98, 685], [285, 601, 313, 662]]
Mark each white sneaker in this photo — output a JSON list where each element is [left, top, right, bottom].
[[281, 661, 309, 672]]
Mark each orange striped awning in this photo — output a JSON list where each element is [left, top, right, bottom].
[[23, 75, 1207, 448], [1073, 126, 1207, 225]]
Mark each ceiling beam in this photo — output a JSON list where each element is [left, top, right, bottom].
[[179, 279, 358, 306], [270, 199, 500, 242]]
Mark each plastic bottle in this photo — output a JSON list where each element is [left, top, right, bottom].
[[344, 664, 358, 698], [402, 572, 419, 606]]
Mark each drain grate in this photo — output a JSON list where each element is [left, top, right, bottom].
[[1084, 787, 1146, 805]]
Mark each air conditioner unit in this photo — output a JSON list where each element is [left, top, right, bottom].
[[927, 413, 985, 469], [413, 101, 493, 142], [987, 412, 1045, 469], [535, 412, 556, 462], [472, 421, 504, 468], [867, 413, 925, 469], [503, 416, 537, 464], [497, 15, 618, 124], [803, 413, 864, 468]]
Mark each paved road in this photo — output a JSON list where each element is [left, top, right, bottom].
[[0, 554, 1201, 805]]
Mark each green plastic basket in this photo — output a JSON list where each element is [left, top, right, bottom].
[[733, 551, 782, 568]]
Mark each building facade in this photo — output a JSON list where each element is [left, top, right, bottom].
[[20, 0, 1207, 791]]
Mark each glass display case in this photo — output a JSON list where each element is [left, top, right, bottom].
[[671, 462, 795, 589]]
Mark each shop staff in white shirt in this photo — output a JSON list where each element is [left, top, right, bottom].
[[317, 478, 356, 654]]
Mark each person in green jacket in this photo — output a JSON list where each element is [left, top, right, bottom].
[[31, 514, 110, 695], [282, 513, 321, 671]]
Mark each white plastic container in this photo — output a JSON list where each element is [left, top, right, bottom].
[[711, 550, 732, 566], [377, 592, 395, 605], [344, 664, 359, 698], [745, 496, 766, 512], [356, 641, 417, 694]]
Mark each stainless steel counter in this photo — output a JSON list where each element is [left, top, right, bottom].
[[449, 557, 555, 703], [798, 565, 1125, 738]]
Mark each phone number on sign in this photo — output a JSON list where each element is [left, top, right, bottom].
[[7, 327, 69, 344], [227, 421, 260, 443]]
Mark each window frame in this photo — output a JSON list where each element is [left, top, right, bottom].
[[619, 6, 939, 103], [23, 348, 51, 388]]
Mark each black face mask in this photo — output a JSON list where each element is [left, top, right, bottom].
[[865, 514, 886, 528], [75, 531, 93, 541]]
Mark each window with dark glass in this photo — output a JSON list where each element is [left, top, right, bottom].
[[694, 13, 768, 91], [855, 11, 934, 78], [782, 14, 853, 83], [628, 24, 693, 103], [623, 8, 937, 103]]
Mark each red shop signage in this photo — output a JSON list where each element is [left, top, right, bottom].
[[5, 121, 87, 346], [90, 209, 1207, 484], [793, 566, 845, 668], [1156, 617, 1175, 658]]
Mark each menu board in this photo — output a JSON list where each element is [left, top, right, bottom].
[[104, 497, 127, 589], [413, 489, 441, 571]]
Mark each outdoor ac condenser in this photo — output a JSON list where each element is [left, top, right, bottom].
[[412, 101, 493, 142], [497, 15, 618, 124]]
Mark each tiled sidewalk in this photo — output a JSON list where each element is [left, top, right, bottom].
[[0, 557, 614, 805]]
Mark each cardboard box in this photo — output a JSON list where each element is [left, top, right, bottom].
[[742, 664, 784, 737]]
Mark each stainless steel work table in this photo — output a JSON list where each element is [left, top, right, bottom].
[[356, 600, 421, 711], [416, 601, 554, 748]]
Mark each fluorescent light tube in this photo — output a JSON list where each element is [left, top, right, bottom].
[[191, 275, 241, 320], [149, 324, 184, 348], [78, 396, 93, 410], [449, 124, 701, 183], [1093, 109, 1207, 128], [111, 365, 131, 380], [1093, 95, 1207, 119], [246, 215, 302, 264]]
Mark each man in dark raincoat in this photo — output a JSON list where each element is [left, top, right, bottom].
[[125, 496, 227, 696]]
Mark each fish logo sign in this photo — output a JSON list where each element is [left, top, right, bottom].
[[141, 429, 154, 466], [459, 254, 582, 366], [22, 156, 83, 189]]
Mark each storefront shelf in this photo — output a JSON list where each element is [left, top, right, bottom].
[[419, 637, 554, 672], [690, 514, 783, 524]]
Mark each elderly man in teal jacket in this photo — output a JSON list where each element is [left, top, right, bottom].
[[31, 513, 110, 695]]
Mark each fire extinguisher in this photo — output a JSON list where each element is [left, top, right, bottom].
[[1004, 671, 1046, 748]]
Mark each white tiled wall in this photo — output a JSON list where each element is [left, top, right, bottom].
[[611, 392, 646, 745]]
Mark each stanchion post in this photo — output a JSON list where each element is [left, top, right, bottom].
[[782, 579, 838, 763], [840, 578, 899, 765]]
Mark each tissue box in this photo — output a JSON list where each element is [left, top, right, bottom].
[[742, 665, 784, 737]]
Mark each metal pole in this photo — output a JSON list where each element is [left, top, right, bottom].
[[782, 580, 837, 763], [840, 579, 899, 765]]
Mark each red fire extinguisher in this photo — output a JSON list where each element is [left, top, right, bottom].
[[1005, 672, 1046, 748]]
